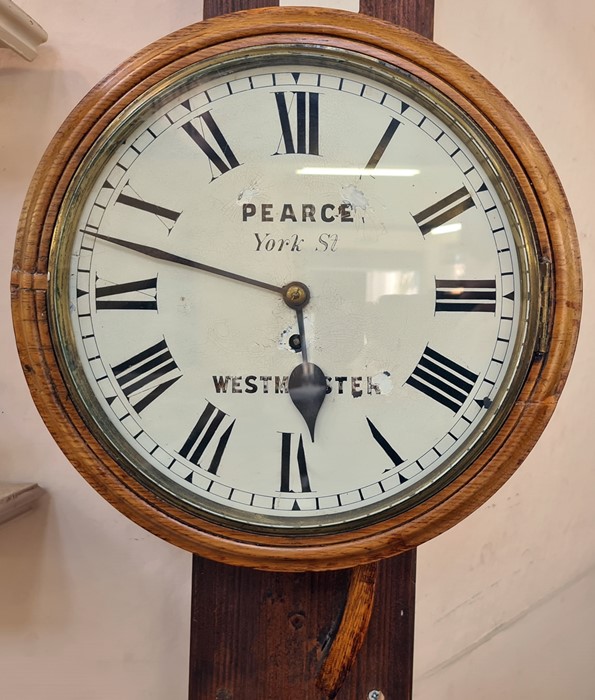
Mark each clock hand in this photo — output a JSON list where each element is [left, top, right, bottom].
[[87, 232, 319, 315], [89, 230, 328, 437], [86, 231, 284, 295], [295, 307, 309, 364], [288, 304, 327, 443]]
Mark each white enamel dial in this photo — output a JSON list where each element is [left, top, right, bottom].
[[50, 46, 537, 533]]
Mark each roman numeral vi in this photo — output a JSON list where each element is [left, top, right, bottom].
[[280, 432, 311, 493]]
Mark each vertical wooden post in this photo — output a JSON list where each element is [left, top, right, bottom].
[[189, 553, 416, 699], [360, 0, 434, 39], [203, 0, 279, 20], [189, 1, 434, 698]]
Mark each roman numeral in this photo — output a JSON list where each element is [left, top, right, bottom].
[[435, 279, 497, 313], [406, 346, 478, 413], [116, 187, 181, 231], [179, 401, 235, 474], [365, 118, 400, 170], [280, 432, 311, 493], [95, 275, 158, 310], [182, 111, 241, 179], [366, 418, 405, 473], [112, 339, 181, 413], [274, 91, 320, 156], [413, 186, 475, 236]]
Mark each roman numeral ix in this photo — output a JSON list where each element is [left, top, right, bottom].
[[435, 279, 497, 313], [179, 401, 235, 475], [112, 339, 181, 413], [406, 346, 479, 413], [274, 91, 320, 156], [95, 275, 158, 311]]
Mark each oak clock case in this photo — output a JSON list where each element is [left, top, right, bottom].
[[12, 8, 580, 571]]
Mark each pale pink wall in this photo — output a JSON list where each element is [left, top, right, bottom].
[[0, 2, 592, 698]]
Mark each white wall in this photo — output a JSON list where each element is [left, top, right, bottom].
[[1, 2, 593, 698]]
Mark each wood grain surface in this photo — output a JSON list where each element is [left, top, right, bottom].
[[360, 0, 434, 38], [204, 0, 435, 38], [204, 0, 279, 20], [189, 551, 416, 699]]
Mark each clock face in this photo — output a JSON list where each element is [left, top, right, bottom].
[[49, 45, 539, 534]]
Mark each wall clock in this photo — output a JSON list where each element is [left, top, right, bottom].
[[11, 4, 581, 697]]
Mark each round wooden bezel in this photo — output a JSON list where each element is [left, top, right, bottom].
[[11, 7, 581, 571]]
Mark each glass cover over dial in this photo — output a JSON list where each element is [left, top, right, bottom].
[[50, 46, 539, 534]]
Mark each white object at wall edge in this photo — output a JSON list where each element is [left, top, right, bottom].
[[0, 0, 47, 61]]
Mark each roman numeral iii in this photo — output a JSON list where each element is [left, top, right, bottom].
[[435, 279, 497, 313], [406, 346, 478, 413], [280, 432, 311, 493], [112, 338, 181, 413], [274, 91, 320, 156], [413, 186, 475, 236], [179, 401, 235, 475], [182, 111, 241, 179]]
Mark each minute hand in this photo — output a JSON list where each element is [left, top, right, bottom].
[[87, 231, 283, 295]]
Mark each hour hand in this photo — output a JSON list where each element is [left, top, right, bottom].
[[287, 304, 327, 442], [289, 361, 327, 442]]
